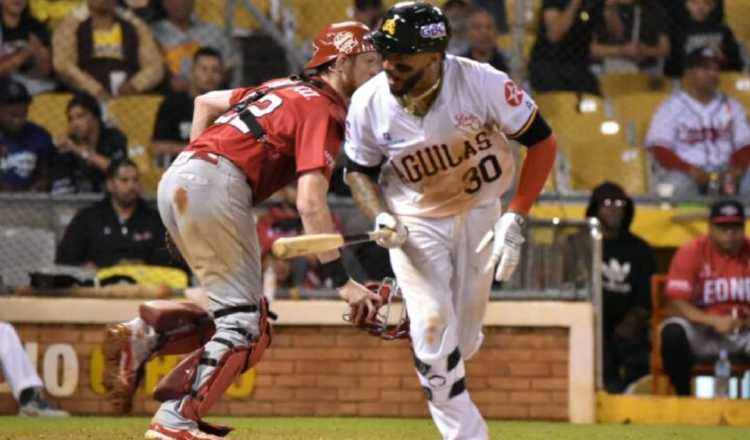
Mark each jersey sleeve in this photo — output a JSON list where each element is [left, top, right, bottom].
[[645, 98, 675, 149], [665, 241, 700, 302], [481, 65, 538, 139], [343, 89, 384, 166], [731, 99, 750, 148], [294, 99, 342, 179]]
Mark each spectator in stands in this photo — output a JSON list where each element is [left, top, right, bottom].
[[473, 0, 508, 34], [646, 47, 750, 197], [442, 0, 471, 55], [570, 182, 655, 393], [51, 0, 164, 101], [528, 0, 604, 94], [664, 0, 742, 77], [151, 46, 222, 166], [352, 0, 384, 30], [0, 79, 54, 191], [56, 158, 170, 268], [0, 0, 57, 95], [661, 199, 750, 396], [0, 321, 69, 416], [462, 7, 509, 73], [151, 0, 236, 93], [50, 92, 128, 194], [590, 0, 671, 74]]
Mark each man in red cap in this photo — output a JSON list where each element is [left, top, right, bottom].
[[661, 199, 750, 395], [100, 21, 381, 440]]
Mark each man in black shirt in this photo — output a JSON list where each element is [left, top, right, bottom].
[[568, 181, 656, 393], [151, 47, 224, 167], [50, 93, 129, 193], [528, 0, 604, 94], [56, 158, 169, 268]]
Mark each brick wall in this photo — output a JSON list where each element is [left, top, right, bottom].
[[0, 324, 568, 419]]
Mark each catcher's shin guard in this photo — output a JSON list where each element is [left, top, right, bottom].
[[140, 300, 216, 354], [154, 299, 274, 437], [103, 300, 215, 414]]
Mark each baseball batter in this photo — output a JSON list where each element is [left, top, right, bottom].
[[344, 3, 557, 439], [101, 22, 382, 440]]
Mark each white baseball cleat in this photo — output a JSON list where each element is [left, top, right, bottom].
[[17, 389, 69, 417], [144, 423, 225, 440], [103, 318, 155, 414]]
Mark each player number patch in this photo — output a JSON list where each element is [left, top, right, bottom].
[[462, 155, 502, 194], [214, 94, 283, 134]]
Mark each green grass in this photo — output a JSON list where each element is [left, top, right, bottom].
[[0, 417, 748, 440]]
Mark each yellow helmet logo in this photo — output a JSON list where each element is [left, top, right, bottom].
[[382, 18, 397, 35]]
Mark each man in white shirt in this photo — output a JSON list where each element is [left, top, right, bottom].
[[646, 46, 750, 197]]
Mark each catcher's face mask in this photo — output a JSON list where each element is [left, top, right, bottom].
[[344, 277, 410, 341]]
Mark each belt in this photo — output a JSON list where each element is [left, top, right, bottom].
[[188, 151, 219, 165]]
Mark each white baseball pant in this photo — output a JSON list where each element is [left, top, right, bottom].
[[389, 200, 501, 440], [0, 321, 42, 400]]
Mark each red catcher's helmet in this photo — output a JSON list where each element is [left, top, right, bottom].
[[305, 21, 376, 70]]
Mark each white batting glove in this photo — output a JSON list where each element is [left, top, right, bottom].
[[374, 212, 408, 249], [476, 212, 525, 282]]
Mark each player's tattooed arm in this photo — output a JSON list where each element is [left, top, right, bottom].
[[345, 171, 389, 221]]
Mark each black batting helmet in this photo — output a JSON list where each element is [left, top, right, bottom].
[[369, 1, 450, 55]]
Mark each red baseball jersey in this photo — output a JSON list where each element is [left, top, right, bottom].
[[186, 77, 347, 204], [666, 236, 750, 315]]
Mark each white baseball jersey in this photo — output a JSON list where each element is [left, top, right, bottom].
[[345, 55, 538, 218], [645, 90, 750, 170]]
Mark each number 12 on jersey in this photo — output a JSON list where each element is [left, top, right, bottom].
[[214, 94, 283, 134]]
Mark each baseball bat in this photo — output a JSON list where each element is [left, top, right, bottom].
[[271, 230, 393, 259], [14, 283, 175, 299]]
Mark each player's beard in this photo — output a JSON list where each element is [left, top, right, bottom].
[[388, 67, 426, 97]]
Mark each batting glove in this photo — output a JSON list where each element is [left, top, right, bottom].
[[374, 212, 408, 249], [476, 212, 525, 282]]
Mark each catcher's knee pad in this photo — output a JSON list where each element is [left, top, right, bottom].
[[153, 300, 273, 435], [414, 346, 466, 404], [139, 300, 216, 355]]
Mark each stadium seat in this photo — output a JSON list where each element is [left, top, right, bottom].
[[195, 0, 267, 32], [534, 92, 604, 120], [725, 2, 750, 50], [27, 93, 74, 139], [106, 95, 165, 194], [0, 226, 55, 288], [611, 92, 670, 146], [599, 73, 672, 98], [719, 72, 750, 113], [289, 0, 349, 40], [650, 274, 750, 395], [562, 137, 647, 194]]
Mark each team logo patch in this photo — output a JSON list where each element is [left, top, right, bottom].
[[720, 205, 740, 216], [504, 80, 523, 107], [420, 22, 447, 39], [453, 112, 482, 132], [382, 18, 397, 35], [327, 31, 358, 54]]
